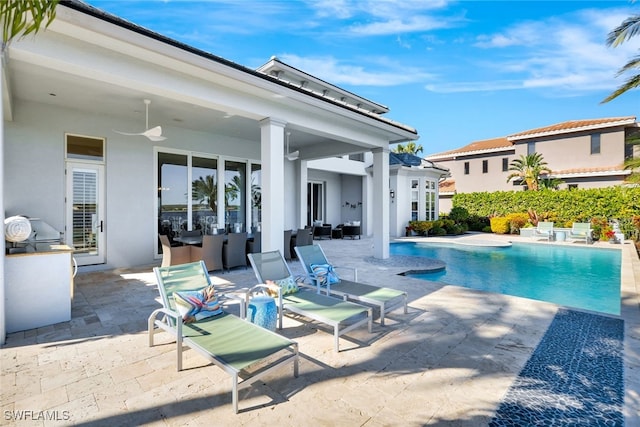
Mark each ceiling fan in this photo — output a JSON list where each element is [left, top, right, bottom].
[[285, 132, 299, 161], [114, 99, 166, 141]]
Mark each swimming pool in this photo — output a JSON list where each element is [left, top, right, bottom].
[[392, 241, 621, 315]]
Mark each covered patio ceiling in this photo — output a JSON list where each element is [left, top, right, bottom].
[[2, 2, 418, 161]]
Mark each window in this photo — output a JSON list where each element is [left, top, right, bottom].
[[410, 179, 419, 221], [66, 134, 104, 161], [527, 142, 535, 155], [251, 164, 261, 231], [591, 134, 601, 154], [502, 158, 509, 172], [482, 160, 488, 174], [464, 162, 469, 175], [225, 160, 246, 232], [425, 180, 437, 220]]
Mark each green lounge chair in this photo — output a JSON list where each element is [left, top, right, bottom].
[[294, 244, 407, 326], [567, 222, 592, 244], [148, 261, 299, 413], [247, 251, 372, 352]]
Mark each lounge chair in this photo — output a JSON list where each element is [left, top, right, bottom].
[[567, 222, 592, 244], [247, 250, 372, 352], [295, 244, 407, 326], [533, 221, 554, 241], [148, 261, 299, 413]]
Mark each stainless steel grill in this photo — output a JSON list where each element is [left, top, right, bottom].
[[6, 217, 63, 253]]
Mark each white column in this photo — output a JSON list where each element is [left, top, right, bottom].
[[217, 158, 225, 231], [260, 118, 287, 254], [372, 148, 390, 259]]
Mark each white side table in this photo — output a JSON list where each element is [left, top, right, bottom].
[[555, 231, 566, 242]]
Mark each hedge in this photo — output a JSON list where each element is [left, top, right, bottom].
[[452, 187, 640, 223]]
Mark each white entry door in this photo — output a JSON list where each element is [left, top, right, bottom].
[[65, 162, 105, 265]]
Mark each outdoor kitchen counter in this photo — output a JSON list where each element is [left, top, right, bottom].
[[5, 245, 75, 333]]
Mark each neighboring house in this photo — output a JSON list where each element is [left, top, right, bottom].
[[426, 116, 639, 213], [2, 0, 421, 274]]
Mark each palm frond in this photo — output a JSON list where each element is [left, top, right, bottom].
[[0, 0, 59, 46], [606, 14, 640, 47]]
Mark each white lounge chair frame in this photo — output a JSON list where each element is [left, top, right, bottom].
[[148, 261, 299, 413]]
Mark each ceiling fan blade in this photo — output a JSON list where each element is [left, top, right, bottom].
[[143, 126, 163, 138], [113, 129, 145, 136], [146, 134, 167, 142]]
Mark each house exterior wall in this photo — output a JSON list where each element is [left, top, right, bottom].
[[518, 128, 625, 172], [432, 124, 632, 214]]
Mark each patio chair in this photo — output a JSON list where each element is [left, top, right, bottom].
[[533, 221, 554, 242], [567, 222, 592, 244], [223, 232, 248, 272], [159, 234, 191, 267], [283, 229, 293, 260], [295, 244, 407, 326], [148, 261, 299, 414], [191, 234, 224, 272], [247, 250, 372, 352]]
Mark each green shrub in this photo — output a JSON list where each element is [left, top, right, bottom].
[[431, 227, 447, 236], [490, 217, 511, 234], [506, 212, 529, 234]]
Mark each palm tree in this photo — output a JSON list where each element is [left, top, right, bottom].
[[601, 13, 640, 103], [506, 153, 552, 191], [624, 129, 640, 184], [393, 141, 424, 156]]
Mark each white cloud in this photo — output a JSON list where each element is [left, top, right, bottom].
[[433, 6, 640, 96]]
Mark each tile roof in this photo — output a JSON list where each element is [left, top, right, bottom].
[[508, 116, 637, 140], [439, 179, 456, 193], [549, 166, 629, 177], [426, 137, 512, 159]]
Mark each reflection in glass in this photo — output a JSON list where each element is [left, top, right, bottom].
[[251, 164, 261, 231], [158, 152, 187, 246], [225, 161, 246, 232], [192, 157, 217, 233]]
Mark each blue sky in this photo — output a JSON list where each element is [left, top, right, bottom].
[[84, 0, 639, 155]]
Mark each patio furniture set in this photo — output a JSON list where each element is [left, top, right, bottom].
[[531, 222, 594, 243], [149, 243, 408, 413]]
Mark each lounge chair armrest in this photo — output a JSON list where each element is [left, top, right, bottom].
[[332, 265, 357, 281], [220, 292, 246, 319]]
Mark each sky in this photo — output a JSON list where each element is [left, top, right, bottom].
[[83, 0, 640, 155]]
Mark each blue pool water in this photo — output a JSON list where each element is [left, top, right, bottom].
[[392, 242, 621, 315]]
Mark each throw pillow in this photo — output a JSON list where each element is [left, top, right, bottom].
[[173, 284, 222, 324], [310, 263, 340, 287], [265, 276, 299, 296]]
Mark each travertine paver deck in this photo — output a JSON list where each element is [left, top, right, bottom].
[[1, 234, 638, 426]]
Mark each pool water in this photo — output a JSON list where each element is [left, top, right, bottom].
[[392, 242, 621, 315]]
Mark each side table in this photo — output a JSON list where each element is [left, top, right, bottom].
[[247, 295, 277, 331]]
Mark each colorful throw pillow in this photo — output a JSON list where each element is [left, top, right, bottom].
[[310, 263, 340, 287], [265, 276, 299, 296], [173, 284, 222, 324]]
